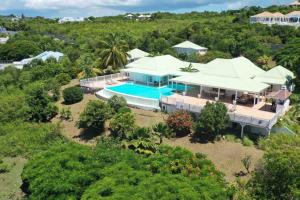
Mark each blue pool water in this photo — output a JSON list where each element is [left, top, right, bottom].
[[107, 83, 173, 99]]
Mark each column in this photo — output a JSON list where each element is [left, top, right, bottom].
[[199, 85, 203, 98], [235, 90, 238, 101], [217, 88, 220, 101], [159, 76, 161, 87], [240, 123, 246, 138]]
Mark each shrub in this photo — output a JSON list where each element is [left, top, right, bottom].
[[107, 95, 127, 113], [60, 107, 72, 121], [77, 100, 112, 131], [63, 86, 83, 104], [110, 111, 136, 139], [196, 102, 230, 140], [167, 110, 193, 136], [55, 73, 71, 85], [242, 136, 254, 147], [25, 82, 58, 122], [0, 162, 9, 173], [250, 134, 300, 200]]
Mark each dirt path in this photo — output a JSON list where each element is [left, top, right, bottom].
[[165, 136, 264, 183]]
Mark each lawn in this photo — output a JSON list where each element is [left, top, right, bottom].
[[165, 136, 264, 182], [0, 157, 27, 200]]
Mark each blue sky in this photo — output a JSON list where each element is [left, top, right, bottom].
[[0, 0, 292, 18]]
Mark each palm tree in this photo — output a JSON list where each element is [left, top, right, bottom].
[[77, 65, 102, 79], [180, 63, 199, 72], [77, 53, 102, 79], [153, 122, 172, 144], [100, 33, 129, 70]]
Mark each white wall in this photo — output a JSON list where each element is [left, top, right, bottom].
[[174, 47, 207, 55]]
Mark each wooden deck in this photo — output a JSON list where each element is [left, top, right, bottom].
[[162, 94, 276, 121]]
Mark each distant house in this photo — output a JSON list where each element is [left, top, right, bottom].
[[137, 14, 152, 21], [0, 27, 17, 35], [13, 51, 64, 69], [11, 16, 21, 22], [0, 37, 9, 44], [173, 41, 208, 56], [290, 0, 300, 7], [250, 11, 300, 27], [58, 17, 85, 24], [127, 48, 150, 62], [124, 14, 134, 20]]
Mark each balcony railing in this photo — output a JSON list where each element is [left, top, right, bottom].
[[80, 73, 126, 88], [161, 96, 279, 129]]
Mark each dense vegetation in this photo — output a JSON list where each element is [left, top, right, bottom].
[[0, 5, 299, 200], [22, 139, 229, 200]]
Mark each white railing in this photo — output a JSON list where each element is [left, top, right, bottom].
[[80, 73, 127, 88], [97, 88, 160, 110], [161, 96, 279, 128]]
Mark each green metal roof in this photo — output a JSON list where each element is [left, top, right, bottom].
[[171, 73, 269, 93], [254, 65, 295, 85]]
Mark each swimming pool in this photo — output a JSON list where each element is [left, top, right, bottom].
[[107, 83, 173, 100]]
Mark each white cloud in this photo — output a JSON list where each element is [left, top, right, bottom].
[[0, 0, 293, 17]]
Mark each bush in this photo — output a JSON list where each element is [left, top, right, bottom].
[[0, 162, 9, 173], [107, 95, 127, 113], [59, 107, 72, 121], [167, 110, 193, 136], [196, 102, 230, 140], [110, 111, 136, 139], [25, 82, 58, 122], [63, 86, 83, 104], [242, 136, 254, 147], [55, 73, 71, 85], [0, 123, 64, 157], [77, 100, 112, 131], [250, 134, 300, 200], [22, 141, 229, 200]]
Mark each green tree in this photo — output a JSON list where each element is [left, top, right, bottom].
[[77, 100, 112, 131], [110, 111, 136, 140], [153, 122, 172, 144], [100, 33, 128, 70], [107, 95, 127, 113], [197, 102, 230, 140], [25, 82, 58, 122], [77, 53, 102, 79], [63, 86, 83, 104], [250, 134, 300, 200]]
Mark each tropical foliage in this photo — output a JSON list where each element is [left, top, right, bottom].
[[21, 139, 229, 200], [62, 86, 83, 104], [167, 110, 193, 136]]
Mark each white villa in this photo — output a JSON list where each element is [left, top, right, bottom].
[[13, 51, 64, 69], [290, 0, 300, 7], [250, 11, 300, 27], [124, 14, 134, 20], [81, 54, 295, 136], [0, 37, 9, 44], [58, 17, 85, 24], [127, 48, 150, 63], [137, 14, 152, 21], [173, 41, 208, 56]]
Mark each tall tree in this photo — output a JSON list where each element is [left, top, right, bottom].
[[99, 33, 129, 70]]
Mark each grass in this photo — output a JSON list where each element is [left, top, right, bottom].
[[0, 157, 27, 200], [165, 136, 263, 182]]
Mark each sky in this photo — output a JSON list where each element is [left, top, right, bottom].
[[0, 0, 293, 18]]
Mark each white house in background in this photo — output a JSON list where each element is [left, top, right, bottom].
[[124, 14, 134, 20], [173, 41, 208, 56], [127, 48, 150, 62], [58, 17, 85, 24], [13, 51, 64, 69], [250, 11, 300, 27], [290, 0, 300, 7], [137, 14, 152, 20], [0, 37, 9, 44]]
